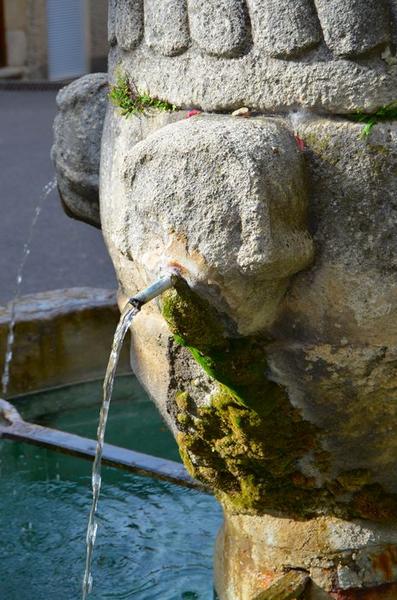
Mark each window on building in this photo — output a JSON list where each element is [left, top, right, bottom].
[[0, 0, 6, 67], [46, 0, 88, 81]]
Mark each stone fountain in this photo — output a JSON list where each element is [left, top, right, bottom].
[[52, 1, 397, 598]]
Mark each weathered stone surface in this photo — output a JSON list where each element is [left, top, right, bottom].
[[252, 571, 309, 600], [113, 45, 397, 115], [267, 119, 397, 498], [107, 0, 397, 113], [100, 110, 397, 524], [107, 0, 117, 45], [187, 0, 248, 58], [0, 288, 130, 397], [247, 0, 321, 58], [215, 513, 397, 599], [114, 0, 143, 51], [330, 584, 397, 599], [391, 0, 397, 49], [52, 73, 108, 228], [144, 0, 190, 56], [314, 0, 390, 57]]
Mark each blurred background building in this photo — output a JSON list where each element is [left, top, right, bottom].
[[0, 0, 108, 81]]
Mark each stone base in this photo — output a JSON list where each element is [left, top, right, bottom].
[[214, 512, 397, 600]]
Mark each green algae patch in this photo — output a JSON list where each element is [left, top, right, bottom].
[[164, 280, 397, 521], [175, 384, 333, 517], [162, 280, 326, 517], [162, 280, 224, 353]]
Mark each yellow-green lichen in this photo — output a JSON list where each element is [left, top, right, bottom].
[[164, 280, 397, 521], [302, 132, 333, 157], [175, 391, 190, 412]]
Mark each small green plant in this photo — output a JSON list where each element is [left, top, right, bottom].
[[351, 101, 397, 137], [109, 73, 176, 117]]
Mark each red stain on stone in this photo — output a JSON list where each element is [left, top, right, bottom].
[[372, 546, 397, 582], [167, 260, 190, 278], [294, 135, 305, 151], [185, 109, 201, 119]]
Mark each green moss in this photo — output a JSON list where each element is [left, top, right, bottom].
[[336, 469, 372, 493], [166, 282, 397, 521], [164, 282, 326, 517], [162, 279, 225, 353], [109, 72, 176, 117], [349, 101, 397, 137], [176, 413, 191, 427]]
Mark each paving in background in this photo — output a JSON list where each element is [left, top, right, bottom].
[[0, 89, 116, 306]]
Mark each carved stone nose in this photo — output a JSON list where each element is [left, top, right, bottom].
[[115, 115, 313, 334]]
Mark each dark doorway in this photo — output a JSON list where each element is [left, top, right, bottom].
[[0, 0, 6, 67]]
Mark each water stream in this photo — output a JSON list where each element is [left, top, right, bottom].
[[82, 303, 140, 599], [82, 273, 177, 597], [1, 177, 57, 397]]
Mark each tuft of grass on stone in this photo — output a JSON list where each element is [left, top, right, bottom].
[[109, 73, 176, 117], [350, 101, 397, 137]]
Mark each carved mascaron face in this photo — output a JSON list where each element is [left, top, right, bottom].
[[53, 0, 397, 530]]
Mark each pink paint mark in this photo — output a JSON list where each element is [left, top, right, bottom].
[[294, 135, 305, 152], [186, 109, 201, 119]]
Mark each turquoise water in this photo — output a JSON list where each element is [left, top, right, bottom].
[[0, 377, 222, 600]]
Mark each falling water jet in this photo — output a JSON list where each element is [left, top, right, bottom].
[[82, 271, 181, 600], [1, 178, 57, 397]]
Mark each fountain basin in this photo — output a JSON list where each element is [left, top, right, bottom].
[[0, 288, 130, 397], [0, 376, 221, 599]]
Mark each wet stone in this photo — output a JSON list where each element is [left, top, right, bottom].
[[253, 571, 309, 599], [0, 289, 130, 397]]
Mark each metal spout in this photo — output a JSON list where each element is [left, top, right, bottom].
[[128, 272, 180, 309]]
